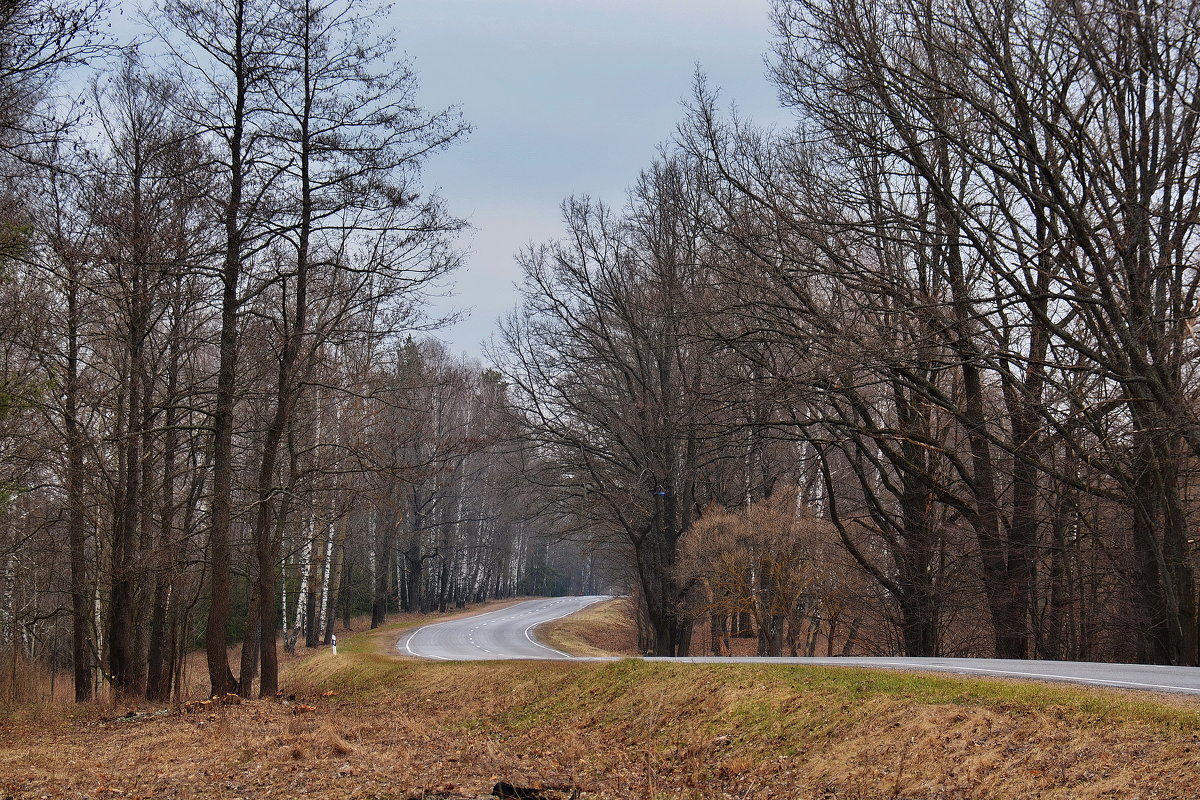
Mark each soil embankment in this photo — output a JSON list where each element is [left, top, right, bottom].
[[2, 602, 1198, 799]]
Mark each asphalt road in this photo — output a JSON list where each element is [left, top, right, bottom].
[[396, 595, 610, 661], [644, 656, 1200, 696], [398, 596, 1200, 696]]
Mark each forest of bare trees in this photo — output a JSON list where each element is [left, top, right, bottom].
[[4, 0, 1200, 710], [499, 0, 1200, 666], [0, 0, 600, 705]]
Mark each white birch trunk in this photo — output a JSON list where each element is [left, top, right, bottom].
[[2, 551, 13, 647], [318, 522, 333, 634], [280, 559, 288, 642], [293, 515, 313, 634], [93, 528, 104, 679], [511, 519, 526, 590], [367, 511, 376, 609]]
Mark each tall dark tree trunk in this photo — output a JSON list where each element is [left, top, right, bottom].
[[340, 561, 351, 631], [1129, 426, 1196, 665], [206, 211, 241, 697], [65, 260, 92, 702], [371, 506, 394, 628], [637, 532, 689, 657], [204, 0, 251, 698], [147, 322, 182, 702], [110, 264, 144, 696]]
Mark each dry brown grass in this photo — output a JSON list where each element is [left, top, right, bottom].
[[537, 596, 793, 658], [0, 648, 71, 706], [536, 597, 640, 657], [0, 600, 526, 714], [3, 602, 1200, 799]]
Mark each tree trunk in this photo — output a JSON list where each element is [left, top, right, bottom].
[[322, 518, 346, 645], [109, 353, 139, 696], [204, 0, 256, 699], [65, 267, 92, 701]]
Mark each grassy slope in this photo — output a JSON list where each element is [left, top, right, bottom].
[[535, 597, 639, 657], [292, 626, 1200, 799], [2, 601, 1199, 799]]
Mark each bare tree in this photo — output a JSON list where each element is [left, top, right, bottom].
[[499, 158, 745, 656], [767, 0, 1200, 664]]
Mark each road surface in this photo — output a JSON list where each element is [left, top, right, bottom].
[[397, 595, 609, 660], [398, 596, 1200, 696], [644, 656, 1200, 696]]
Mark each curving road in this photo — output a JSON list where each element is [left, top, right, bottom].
[[398, 596, 1200, 696], [397, 595, 609, 660]]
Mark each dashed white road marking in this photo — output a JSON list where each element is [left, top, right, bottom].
[[400, 597, 609, 662]]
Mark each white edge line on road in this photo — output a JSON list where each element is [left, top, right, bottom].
[[402, 604, 1198, 694], [400, 623, 451, 661], [524, 598, 607, 660], [400, 597, 607, 661]]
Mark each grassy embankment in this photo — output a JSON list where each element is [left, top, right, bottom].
[[2, 598, 1199, 799]]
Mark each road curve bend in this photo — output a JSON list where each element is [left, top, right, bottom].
[[397, 595, 610, 661], [398, 597, 1200, 696]]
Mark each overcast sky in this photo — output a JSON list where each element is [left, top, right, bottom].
[[394, 0, 788, 358]]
